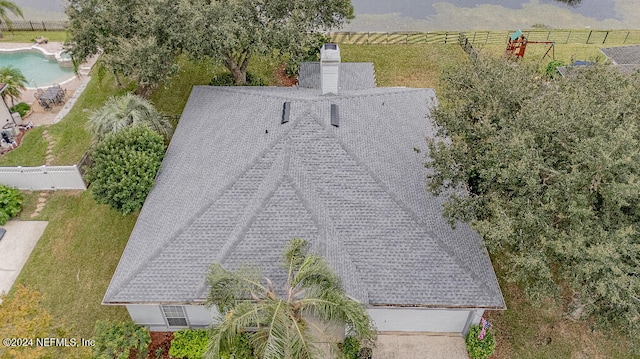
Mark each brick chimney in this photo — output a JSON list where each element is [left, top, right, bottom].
[[320, 43, 340, 95]]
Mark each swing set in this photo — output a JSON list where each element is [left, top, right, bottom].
[[505, 30, 555, 60]]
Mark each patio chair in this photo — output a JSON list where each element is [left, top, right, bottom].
[[38, 98, 52, 111]]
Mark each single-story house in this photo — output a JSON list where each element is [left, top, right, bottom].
[[103, 44, 505, 335]]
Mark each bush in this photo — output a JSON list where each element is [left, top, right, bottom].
[[341, 336, 360, 359], [209, 72, 265, 86], [465, 324, 496, 359], [93, 320, 151, 359], [169, 329, 208, 359], [86, 126, 165, 215], [545, 59, 566, 79], [0, 185, 22, 224], [10, 102, 30, 118], [220, 332, 254, 359]]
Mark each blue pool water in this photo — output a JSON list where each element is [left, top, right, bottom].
[[0, 51, 74, 88]]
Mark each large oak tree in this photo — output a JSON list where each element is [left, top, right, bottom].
[[427, 58, 640, 339], [175, 0, 353, 85]]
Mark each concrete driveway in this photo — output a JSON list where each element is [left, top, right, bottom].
[[0, 220, 48, 298], [373, 333, 469, 359]]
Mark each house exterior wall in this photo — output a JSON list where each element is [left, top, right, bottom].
[[126, 304, 219, 332], [0, 98, 11, 126], [127, 304, 484, 335], [367, 307, 485, 334]]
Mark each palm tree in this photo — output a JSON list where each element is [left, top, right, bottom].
[[206, 238, 376, 359], [87, 93, 173, 141], [0, 66, 26, 108], [0, 0, 23, 36]]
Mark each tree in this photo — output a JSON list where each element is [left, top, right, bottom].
[[65, 0, 180, 93], [426, 57, 640, 339], [0, 285, 90, 359], [0, 0, 22, 37], [0, 66, 26, 108], [206, 238, 376, 359], [86, 126, 166, 215], [176, 0, 354, 85], [87, 93, 173, 141]]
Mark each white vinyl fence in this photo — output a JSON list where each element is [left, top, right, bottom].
[[0, 165, 86, 190]]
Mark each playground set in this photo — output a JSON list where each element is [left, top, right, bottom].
[[505, 29, 555, 60]]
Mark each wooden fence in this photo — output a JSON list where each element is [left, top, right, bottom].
[[0, 165, 86, 190], [330, 30, 640, 46]]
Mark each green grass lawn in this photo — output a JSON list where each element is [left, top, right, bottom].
[[0, 127, 47, 166], [340, 43, 468, 90], [13, 191, 135, 338], [0, 30, 67, 43]]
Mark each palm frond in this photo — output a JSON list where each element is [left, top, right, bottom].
[[206, 263, 266, 312], [87, 93, 173, 141]]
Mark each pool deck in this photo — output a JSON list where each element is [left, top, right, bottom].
[[0, 42, 98, 126]]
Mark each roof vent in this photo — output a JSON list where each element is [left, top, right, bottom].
[[331, 104, 339, 127], [320, 43, 340, 95], [281, 102, 290, 124]]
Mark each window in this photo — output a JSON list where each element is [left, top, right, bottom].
[[162, 305, 188, 327]]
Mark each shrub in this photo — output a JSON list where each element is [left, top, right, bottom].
[[465, 324, 496, 359], [0, 185, 22, 225], [93, 320, 151, 359], [86, 126, 165, 215], [341, 336, 360, 359], [545, 59, 566, 79], [169, 329, 208, 359], [220, 332, 254, 359], [10, 102, 30, 118], [209, 72, 265, 86]]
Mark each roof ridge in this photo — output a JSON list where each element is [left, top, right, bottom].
[[215, 146, 289, 264], [308, 106, 501, 301], [104, 106, 304, 302], [285, 142, 369, 303]]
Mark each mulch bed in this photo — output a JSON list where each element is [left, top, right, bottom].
[[275, 64, 298, 87], [145, 332, 174, 359]]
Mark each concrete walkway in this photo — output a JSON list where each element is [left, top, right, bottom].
[[373, 333, 469, 359], [0, 220, 48, 299]]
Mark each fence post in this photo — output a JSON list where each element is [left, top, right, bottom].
[[566, 31, 571, 44], [586, 30, 592, 44], [29, 21, 33, 31], [42, 21, 46, 31], [473, 31, 476, 44], [623, 31, 630, 44], [602, 31, 609, 44], [444, 32, 448, 44], [406, 33, 408, 44]]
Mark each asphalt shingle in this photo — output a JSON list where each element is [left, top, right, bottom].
[[104, 67, 504, 309]]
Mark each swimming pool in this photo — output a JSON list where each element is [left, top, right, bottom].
[[0, 51, 75, 88]]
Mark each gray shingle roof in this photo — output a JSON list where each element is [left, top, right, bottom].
[[298, 62, 376, 90], [600, 45, 640, 65], [104, 79, 504, 309]]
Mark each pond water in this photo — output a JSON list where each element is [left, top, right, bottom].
[[8, 0, 636, 31], [0, 51, 74, 88], [352, 0, 619, 22]]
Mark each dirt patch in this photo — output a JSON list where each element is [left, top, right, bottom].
[[275, 64, 298, 87]]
